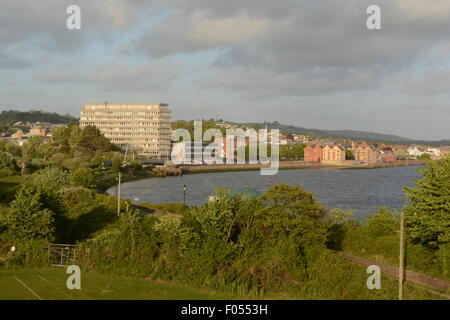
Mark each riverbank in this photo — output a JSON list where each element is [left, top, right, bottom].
[[181, 160, 428, 174], [95, 169, 155, 193]]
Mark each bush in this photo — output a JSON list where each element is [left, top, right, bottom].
[[0, 151, 17, 172], [140, 203, 189, 215], [0, 168, 14, 178], [0, 238, 48, 268], [78, 210, 159, 277], [3, 186, 55, 241], [71, 167, 95, 188]]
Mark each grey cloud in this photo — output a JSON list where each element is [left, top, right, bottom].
[[32, 58, 185, 91], [132, 0, 450, 99], [0, 0, 449, 139]]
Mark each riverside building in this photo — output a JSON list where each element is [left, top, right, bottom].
[[80, 103, 172, 158]]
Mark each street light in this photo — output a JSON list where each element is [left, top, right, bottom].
[[183, 184, 186, 206]]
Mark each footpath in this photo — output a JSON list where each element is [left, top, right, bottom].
[[339, 252, 450, 299]]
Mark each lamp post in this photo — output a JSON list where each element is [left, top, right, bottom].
[[183, 184, 186, 206]]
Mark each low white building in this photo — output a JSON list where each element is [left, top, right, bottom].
[[425, 148, 441, 157], [407, 146, 424, 157]]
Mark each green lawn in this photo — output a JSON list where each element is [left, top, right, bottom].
[[0, 268, 231, 300], [0, 266, 446, 300]]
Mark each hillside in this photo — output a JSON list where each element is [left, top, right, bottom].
[[240, 121, 449, 146], [0, 109, 78, 124]]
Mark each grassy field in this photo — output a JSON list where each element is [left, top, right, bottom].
[[0, 268, 231, 300], [0, 266, 446, 300]]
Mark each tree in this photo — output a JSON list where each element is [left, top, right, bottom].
[[52, 125, 70, 152], [418, 153, 431, 160], [22, 136, 43, 160], [40, 143, 56, 161], [259, 184, 327, 246], [0, 141, 21, 157], [31, 166, 70, 216], [68, 123, 82, 149], [365, 207, 399, 238], [279, 143, 306, 160], [0, 152, 16, 171], [71, 167, 95, 189], [32, 166, 71, 196], [78, 125, 118, 152], [396, 150, 407, 160], [345, 149, 355, 160], [4, 187, 55, 241], [404, 157, 450, 249], [90, 154, 104, 168]]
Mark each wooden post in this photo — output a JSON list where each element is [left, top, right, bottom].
[[399, 210, 405, 300]]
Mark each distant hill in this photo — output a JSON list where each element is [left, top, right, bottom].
[[0, 109, 78, 124], [239, 121, 449, 146]]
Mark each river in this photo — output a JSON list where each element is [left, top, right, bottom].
[[107, 166, 423, 217]]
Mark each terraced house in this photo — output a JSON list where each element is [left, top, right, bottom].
[[323, 145, 346, 161], [354, 142, 378, 164], [80, 103, 172, 158], [304, 145, 323, 162]]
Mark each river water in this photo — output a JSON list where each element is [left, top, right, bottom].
[[107, 166, 423, 217]]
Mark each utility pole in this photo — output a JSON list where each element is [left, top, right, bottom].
[[117, 145, 129, 216], [117, 170, 121, 216], [21, 162, 25, 177], [183, 184, 186, 206], [399, 210, 405, 300]]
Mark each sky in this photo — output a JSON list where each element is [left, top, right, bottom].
[[0, 0, 449, 140]]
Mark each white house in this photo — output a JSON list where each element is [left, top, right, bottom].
[[407, 146, 424, 157]]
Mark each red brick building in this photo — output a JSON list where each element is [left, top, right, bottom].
[[304, 145, 323, 162], [380, 147, 397, 163]]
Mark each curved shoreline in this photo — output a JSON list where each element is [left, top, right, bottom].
[[104, 160, 427, 193]]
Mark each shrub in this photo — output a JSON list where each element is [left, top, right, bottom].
[[0, 239, 48, 268], [0, 168, 14, 178], [3, 186, 55, 241], [71, 167, 95, 188]]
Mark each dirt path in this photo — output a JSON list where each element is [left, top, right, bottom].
[[339, 252, 450, 298]]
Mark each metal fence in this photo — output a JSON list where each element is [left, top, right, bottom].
[[48, 244, 79, 267]]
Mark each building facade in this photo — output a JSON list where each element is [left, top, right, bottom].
[[80, 103, 172, 158], [171, 141, 218, 164], [304, 145, 323, 162], [29, 128, 47, 137], [354, 142, 378, 163], [380, 147, 397, 163], [323, 145, 346, 161]]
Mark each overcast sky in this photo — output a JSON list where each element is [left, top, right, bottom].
[[1, 0, 449, 140]]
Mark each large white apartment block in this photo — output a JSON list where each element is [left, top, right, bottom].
[[80, 103, 172, 158]]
